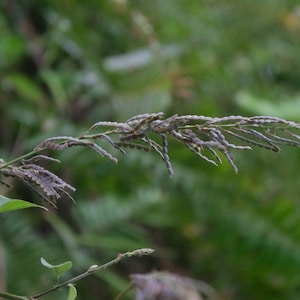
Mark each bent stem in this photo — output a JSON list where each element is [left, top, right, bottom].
[[31, 248, 154, 299]]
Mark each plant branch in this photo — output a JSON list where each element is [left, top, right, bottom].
[[0, 148, 46, 170], [31, 248, 154, 299], [0, 291, 33, 300]]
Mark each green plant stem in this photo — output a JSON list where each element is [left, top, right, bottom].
[[0, 291, 32, 300], [31, 248, 154, 299], [0, 149, 45, 170]]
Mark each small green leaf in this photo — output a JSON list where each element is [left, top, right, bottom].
[[67, 284, 77, 300], [40, 257, 73, 277], [0, 195, 48, 213]]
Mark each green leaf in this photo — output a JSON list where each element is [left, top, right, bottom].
[[40, 257, 73, 277], [235, 91, 300, 121], [67, 284, 77, 300], [0, 195, 48, 213]]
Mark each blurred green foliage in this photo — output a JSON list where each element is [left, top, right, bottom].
[[1, 0, 300, 299]]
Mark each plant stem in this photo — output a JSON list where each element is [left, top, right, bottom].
[[0, 291, 32, 300], [0, 149, 45, 170], [31, 248, 154, 299]]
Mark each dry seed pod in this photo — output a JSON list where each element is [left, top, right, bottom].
[[131, 271, 216, 300]]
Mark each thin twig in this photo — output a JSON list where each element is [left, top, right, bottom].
[[0, 148, 46, 170], [0, 291, 33, 300], [31, 248, 154, 299]]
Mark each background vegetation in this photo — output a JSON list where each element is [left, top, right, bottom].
[[1, 0, 300, 299]]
